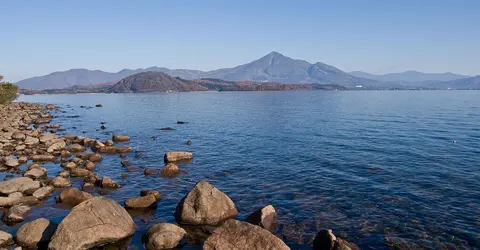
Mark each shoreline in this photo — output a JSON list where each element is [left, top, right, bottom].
[[0, 101, 358, 249]]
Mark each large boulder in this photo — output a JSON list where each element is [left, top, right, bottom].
[[174, 181, 238, 225], [48, 197, 135, 250], [0, 230, 13, 248], [203, 219, 290, 250], [164, 152, 193, 162], [143, 223, 186, 250], [15, 218, 58, 249], [124, 195, 157, 209], [57, 188, 92, 207], [0, 177, 40, 195], [1, 205, 31, 224], [246, 205, 277, 232]]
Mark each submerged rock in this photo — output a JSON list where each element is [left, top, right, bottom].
[[50, 176, 72, 188], [1, 205, 31, 224], [246, 205, 277, 232], [57, 188, 92, 207], [174, 181, 238, 225], [48, 197, 135, 250], [164, 152, 193, 162], [141, 190, 162, 200], [88, 153, 103, 162], [203, 219, 290, 250], [124, 195, 157, 209], [33, 186, 55, 199], [0, 177, 40, 195], [15, 218, 58, 249], [144, 168, 159, 176], [143, 223, 186, 250], [112, 135, 130, 142]]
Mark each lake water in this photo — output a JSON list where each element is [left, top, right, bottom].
[[10, 91, 480, 249]]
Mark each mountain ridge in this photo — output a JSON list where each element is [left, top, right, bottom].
[[349, 70, 470, 82]]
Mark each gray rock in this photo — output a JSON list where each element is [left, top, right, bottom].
[[48, 197, 135, 250], [203, 219, 290, 250], [0, 177, 40, 195], [33, 186, 55, 199], [174, 181, 238, 225], [143, 223, 186, 250], [1, 205, 31, 223], [15, 218, 58, 249], [50, 177, 72, 188], [164, 152, 193, 162], [0, 230, 13, 248]]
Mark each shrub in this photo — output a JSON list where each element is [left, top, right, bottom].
[[0, 76, 19, 104]]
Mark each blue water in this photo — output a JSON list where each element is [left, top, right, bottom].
[[9, 91, 480, 249]]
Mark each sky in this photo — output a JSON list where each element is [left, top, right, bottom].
[[1, 0, 479, 82]]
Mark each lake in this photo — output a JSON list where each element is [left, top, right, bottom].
[[11, 91, 480, 249]]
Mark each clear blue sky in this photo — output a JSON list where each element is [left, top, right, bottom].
[[1, 0, 479, 82]]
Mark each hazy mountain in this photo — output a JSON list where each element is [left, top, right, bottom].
[[426, 75, 480, 89], [15, 52, 379, 90], [349, 70, 470, 83], [110, 72, 207, 93]]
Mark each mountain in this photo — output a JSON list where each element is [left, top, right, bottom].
[[16, 52, 378, 90], [349, 70, 470, 83], [110, 72, 207, 93], [426, 75, 480, 89]]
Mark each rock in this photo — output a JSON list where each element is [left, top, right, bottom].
[[18, 156, 27, 164], [95, 104, 103, 107], [186, 140, 192, 145], [120, 173, 128, 178], [0, 177, 40, 195], [1, 205, 31, 224], [140, 190, 162, 200], [101, 176, 121, 188], [160, 163, 180, 177], [57, 170, 70, 178], [104, 140, 114, 146], [57, 188, 92, 207], [4, 157, 19, 168], [203, 219, 290, 250], [12, 132, 26, 141], [84, 173, 100, 184], [68, 144, 85, 152], [0, 230, 13, 248], [33, 186, 54, 199], [0, 196, 37, 207], [24, 136, 40, 145], [124, 195, 157, 209], [112, 135, 130, 142], [159, 127, 175, 131], [47, 141, 66, 153], [32, 155, 55, 162], [45, 104, 55, 109], [24, 167, 46, 180], [177, 121, 187, 124], [121, 160, 132, 167], [144, 168, 158, 176], [88, 153, 103, 162], [15, 218, 57, 249], [60, 150, 72, 158], [84, 161, 96, 171], [143, 223, 186, 250], [35, 118, 51, 125], [246, 205, 277, 232], [99, 146, 131, 154], [64, 134, 77, 141], [63, 162, 76, 170], [50, 177, 72, 188], [313, 229, 353, 250], [8, 192, 23, 198], [39, 133, 56, 144], [164, 152, 193, 162], [48, 197, 135, 250], [70, 168, 90, 178], [174, 181, 238, 225], [82, 182, 96, 192], [15, 144, 26, 151]]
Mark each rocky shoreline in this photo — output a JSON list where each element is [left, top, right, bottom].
[[0, 102, 358, 250]]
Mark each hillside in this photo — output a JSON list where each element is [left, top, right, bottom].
[[349, 70, 470, 83], [109, 72, 207, 93]]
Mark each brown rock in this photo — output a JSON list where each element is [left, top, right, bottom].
[[60, 150, 72, 158], [84, 160, 96, 171], [0, 196, 37, 207], [246, 205, 277, 232], [186, 140, 192, 145], [0, 230, 13, 247], [32, 155, 55, 162], [48, 197, 135, 250], [101, 176, 121, 188], [68, 143, 85, 152], [70, 168, 91, 178], [58, 188, 92, 207], [0, 177, 40, 195], [32, 186, 55, 199], [1, 205, 31, 224], [144, 168, 158, 176], [313, 229, 354, 250], [15, 218, 58, 249], [160, 163, 180, 177], [164, 152, 193, 162], [143, 223, 186, 250], [121, 160, 132, 167], [57, 170, 70, 178], [140, 190, 162, 200], [112, 135, 130, 142], [23, 167, 46, 180], [203, 219, 290, 250], [50, 177, 72, 188], [63, 162, 76, 170], [174, 181, 238, 225], [124, 195, 157, 209], [88, 153, 103, 162], [95, 104, 103, 107]]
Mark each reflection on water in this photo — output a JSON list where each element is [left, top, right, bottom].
[[5, 91, 480, 249]]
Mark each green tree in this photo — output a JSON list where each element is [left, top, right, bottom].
[[0, 75, 19, 104]]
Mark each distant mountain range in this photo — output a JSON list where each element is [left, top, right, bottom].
[[15, 52, 478, 90]]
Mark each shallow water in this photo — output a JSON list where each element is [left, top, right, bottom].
[[7, 91, 480, 249]]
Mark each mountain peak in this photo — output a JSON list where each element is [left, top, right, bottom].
[[266, 51, 284, 57]]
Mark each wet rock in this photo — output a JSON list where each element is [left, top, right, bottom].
[[71, 157, 84, 165], [164, 152, 193, 162], [70, 168, 91, 178], [95, 104, 103, 107], [0, 196, 37, 207], [57, 188, 92, 207], [104, 140, 114, 146], [84, 161, 96, 171], [246, 205, 277, 232], [160, 163, 180, 177], [141, 190, 162, 200], [174, 181, 238, 225], [47, 141, 66, 153], [24, 167, 46, 180], [48, 197, 135, 250], [177, 121, 187, 124], [57, 170, 70, 178], [99, 146, 131, 154], [203, 219, 290, 250], [45, 104, 55, 109], [82, 182, 96, 192], [120, 173, 128, 178], [125, 195, 157, 209], [186, 140, 192, 145], [50, 177, 72, 188], [144, 168, 158, 176], [88, 153, 103, 162], [18, 156, 27, 164], [112, 135, 130, 142], [39, 133, 56, 144], [0, 177, 40, 195], [84, 173, 101, 184], [33, 186, 54, 199], [0, 230, 13, 248], [63, 162, 76, 170], [63, 134, 77, 141], [4, 157, 19, 168], [15, 218, 58, 249], [121, 160, 132, 167], [34, 118, 51, 125], [1, 205, 31, 224], [68, 143, 85, 152], [101, 176, 121, 188], [159, 127, 175, 131], [143, 223, 186, 250], [60, 150, 72, 158], [313, 229, 354, 250], [32, 155, 55, 162]]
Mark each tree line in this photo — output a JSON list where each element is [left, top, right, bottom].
[[0, 76, 19, 104]]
